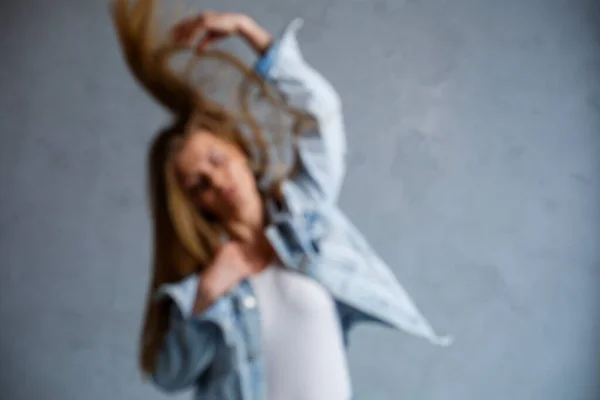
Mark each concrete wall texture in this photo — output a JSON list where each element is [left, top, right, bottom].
[[1, 0, 599, 399]]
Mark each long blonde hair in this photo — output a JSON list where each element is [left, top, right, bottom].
[[110, 0, 311, 375]]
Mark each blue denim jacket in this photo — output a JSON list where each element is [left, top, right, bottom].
[[152, 18, 451, 400]]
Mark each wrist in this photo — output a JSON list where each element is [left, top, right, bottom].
[[237, 15, 273, 56]]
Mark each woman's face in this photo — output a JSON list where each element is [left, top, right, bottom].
[[174, 130, 261, 224]]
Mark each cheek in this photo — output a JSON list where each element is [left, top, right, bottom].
[[231, 158, 256, 188]]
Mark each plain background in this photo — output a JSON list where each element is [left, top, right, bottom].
[[1, 0, 599, 399]]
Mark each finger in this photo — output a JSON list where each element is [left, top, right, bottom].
[[173, 15, 197, 31], [199, 9, 216, 19], [172, 20, 195, 41], [196, 36, 214, 52], [195, 32, 223, 52], [195, 10, 220, 32], [172, 11, 206, 38], [174, 20, 206, 46]]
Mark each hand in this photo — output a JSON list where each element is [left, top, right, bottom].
[[172, 11, 247, 52], [194, 242, 253, 312], [171, 11, 272, 55]]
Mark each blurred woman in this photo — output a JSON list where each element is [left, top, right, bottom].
[[111, 1, 450, 399]]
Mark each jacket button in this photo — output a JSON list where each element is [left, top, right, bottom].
[[242, 296, 257, 309]]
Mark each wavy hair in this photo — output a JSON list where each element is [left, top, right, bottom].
[[110, 0, 311, 375]]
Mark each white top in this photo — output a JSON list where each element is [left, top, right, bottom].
[[250, 265, 351, 400]]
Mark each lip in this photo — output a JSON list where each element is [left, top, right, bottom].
[[221, 187, 238, 204]]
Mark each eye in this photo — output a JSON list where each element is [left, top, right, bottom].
[[210, 150, 224, 165]]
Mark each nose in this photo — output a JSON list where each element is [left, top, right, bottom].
[[206, 169, 228, 192]]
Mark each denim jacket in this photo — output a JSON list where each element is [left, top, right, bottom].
[[152, 18, 451, 400]]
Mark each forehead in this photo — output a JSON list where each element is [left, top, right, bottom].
[[175, 131, 215, 170], [174, 130, 234, 174], [180, 130, 217, 154]]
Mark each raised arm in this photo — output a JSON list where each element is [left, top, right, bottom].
[[173, 12, 347, 203], [246, 18, 347, 203]]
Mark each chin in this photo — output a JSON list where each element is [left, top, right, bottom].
[[237, 198, 263, 222]]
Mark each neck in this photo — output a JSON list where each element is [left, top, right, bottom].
[[225, 203, 275, 271]]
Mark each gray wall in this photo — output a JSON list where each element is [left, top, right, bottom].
[[1, 0, 599, 399]]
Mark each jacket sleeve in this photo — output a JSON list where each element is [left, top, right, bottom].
[[151, 274, 231, 393], [255, 18, 347, 204]]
